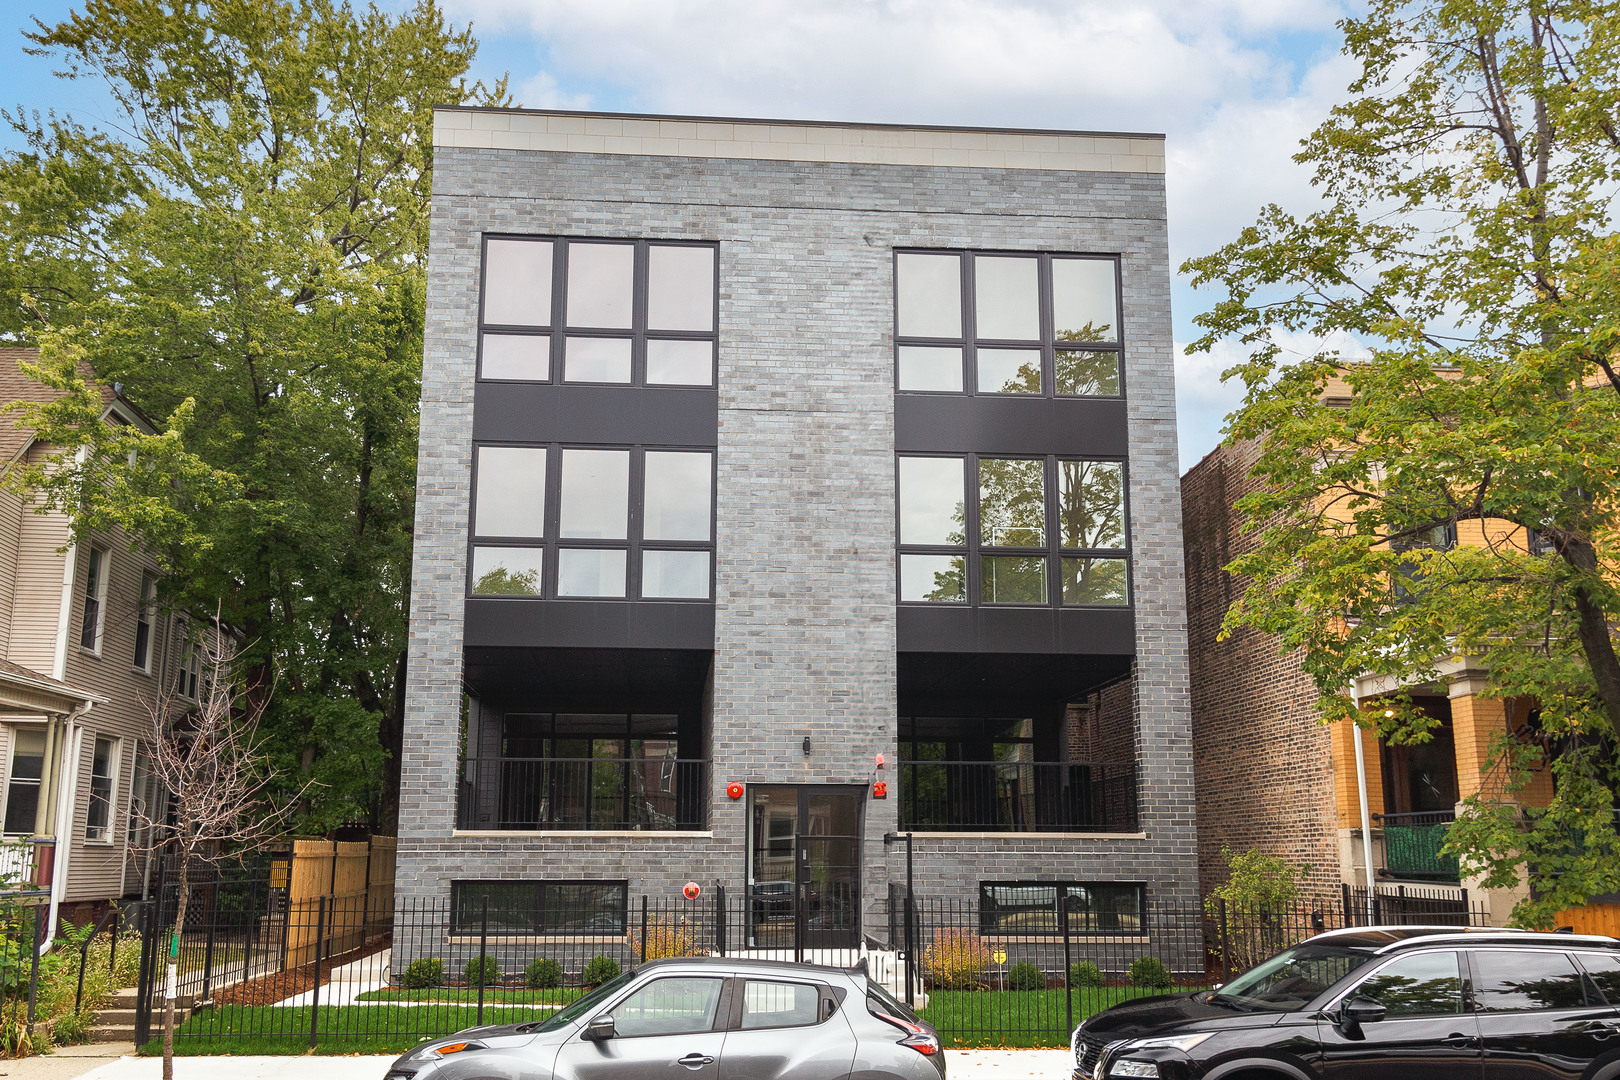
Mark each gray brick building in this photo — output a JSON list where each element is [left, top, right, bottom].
[[399, 107, 1195, 954]]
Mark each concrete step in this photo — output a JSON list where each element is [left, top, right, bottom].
[[87, 1025, 135, 1043], [106, 988, 140, 1006], [94, 1008, 137, 1025]]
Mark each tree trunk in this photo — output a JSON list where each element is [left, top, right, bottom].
[[162, 867, 189, 1080], [1563, 536, 1620, 725]]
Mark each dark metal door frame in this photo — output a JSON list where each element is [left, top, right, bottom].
[[747, 784, 865, 954]]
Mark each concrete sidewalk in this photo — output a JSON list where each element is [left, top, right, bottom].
[[0, 1047, 1075, 1080]]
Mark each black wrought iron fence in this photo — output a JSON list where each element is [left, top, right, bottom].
[[133, 876, 1489, 1053], [897, 760, 1137, 833], [455, 758, 710, 831]]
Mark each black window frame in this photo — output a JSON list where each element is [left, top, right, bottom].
[[449, 879, 630, 935], [893, 249, 1125, 400], [477, 235, 720, 389], [977, 880, 1146, 936], [468, 441, 717, 602], [896, 452, 1130, 609]]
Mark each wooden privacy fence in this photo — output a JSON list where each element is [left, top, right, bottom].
[[284, 836, 395, 968]]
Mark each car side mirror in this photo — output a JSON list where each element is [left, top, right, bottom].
[[583, 1016, 616, 1041], [1336, 995, 1386, 1037]]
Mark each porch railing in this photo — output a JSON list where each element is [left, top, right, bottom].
[[1373, 810, 1460, 882], [456, 757, 710, 831], [898, 760, 1137, 833]]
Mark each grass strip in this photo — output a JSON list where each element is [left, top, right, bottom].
[[139, 1003, 550, 1056], [920, 986, 1206, 1049]]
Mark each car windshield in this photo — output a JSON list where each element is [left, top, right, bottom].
[[1214, 944, 1374, 1011], [524, 970, 636, 1033]]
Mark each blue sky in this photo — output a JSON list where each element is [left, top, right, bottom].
[[0, 1, 1359, 471]]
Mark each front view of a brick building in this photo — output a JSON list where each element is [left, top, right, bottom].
[[396, 107, 1195, 953]]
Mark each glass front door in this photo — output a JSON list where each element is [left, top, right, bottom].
[[747, 785, 863, 950]]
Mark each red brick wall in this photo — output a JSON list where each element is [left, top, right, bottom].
[[1067, 676, 1136, 765], [1182, 440, 1341, 901]]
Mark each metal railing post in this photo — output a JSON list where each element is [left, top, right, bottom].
[[639, 897, 649, 966], [903, 892, 917, 1008], [25, 903, 41, 1030], [476, 896, 488, 1027], [201, 893, 217, 1001], [1218, 898, 1230, 986], [1062, 894, 1074, 1032], [714, 886, 726, 958], [309, 896, 326, 1049]]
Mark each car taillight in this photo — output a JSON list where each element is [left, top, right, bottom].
[[875, 1010, 942, 1056]]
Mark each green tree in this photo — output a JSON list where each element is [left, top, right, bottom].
[[1185, 0, 1620, 925], [0, 1, 507, 830]]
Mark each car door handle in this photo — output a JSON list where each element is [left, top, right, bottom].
[[1571, 1020, 1620, 1039], [1442, 1033, 1479, 1049], [677, 1053, 715, 1069]]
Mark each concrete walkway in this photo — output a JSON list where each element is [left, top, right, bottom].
[[0, 1048, 1075, 1080], [276, 952, 391, 1008]]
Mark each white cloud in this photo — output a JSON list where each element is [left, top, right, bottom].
[[517, 70, 593, 110]]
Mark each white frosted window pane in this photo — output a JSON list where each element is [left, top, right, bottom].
[[896, 253, 961, 339], [566, 243, 634, 328], [643, 451, 712, 541], [647, 246, 715, 332], [900, 554, 965, 602], [480, 334, 550, 381], [646, 339, 714, 386], [557, 548, 626, 597], [471, 547, 545, 596], [974, 256, 1039, 340], [642, 550, 710, 599], [977, 348, 1041, 394], [474, 447, 547, 537], [565, 337, 632, 383], [482, 240, 553, 327], [897, 346, 963, 392], [899, 457, 965, 546], [560, 449, 629, 539], [1052, 259, 1118, 343]]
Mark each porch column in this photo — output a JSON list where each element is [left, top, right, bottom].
[[1448, 678, 1529, 925]]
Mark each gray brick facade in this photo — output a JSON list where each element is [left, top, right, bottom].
[[399, 110, 1196, 938]]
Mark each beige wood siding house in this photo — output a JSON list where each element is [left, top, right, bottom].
[[0, 348, 185, 927]]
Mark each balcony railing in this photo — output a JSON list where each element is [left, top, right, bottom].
[[1374, 810, 1460, 882], [457, 757, 710, 831], [898, 760, 1137, 833]]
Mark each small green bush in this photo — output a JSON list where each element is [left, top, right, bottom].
[[1070, 961, 1105, 988], [525, 957, 563, 989], [1129, 955, 1172, 989], [582, 954, 621, 986], [1007, 961, 1044, 990], [50, 1011, 90, 1046], [464, 954, 500, 988], [403, 956, 444, 989]]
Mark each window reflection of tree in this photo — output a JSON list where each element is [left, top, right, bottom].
[[1358, 972, 1462, 1016], [1054, 322, 1119, 396], [474, 565, 540, 594]]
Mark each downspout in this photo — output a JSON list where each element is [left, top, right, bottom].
[[1351, 720, 1377, 922]]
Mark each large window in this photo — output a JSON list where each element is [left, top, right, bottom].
[[80, 547, 109, 652], [469, 444, 714, 600], [450, 879, 628, 935], [897, 454, 1127, 606], [978, 881, 1144, 935], [133, 573, 157, 673], [895, 250, 1121, 397], [85, 736, 117, 843], [479, 237, 718, 388], [2, 727, 45, 836]]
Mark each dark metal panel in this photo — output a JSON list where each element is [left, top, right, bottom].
[[472, 384, 718, 445], [462, 645, 713, 712], [896, 605, 1134, 654], [897, 650, 1132, 714], [465, 597, 715, 650], [894, 395, 1127, 455]]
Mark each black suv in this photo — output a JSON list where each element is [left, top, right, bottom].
[[1071, 926, 1620, 1080]]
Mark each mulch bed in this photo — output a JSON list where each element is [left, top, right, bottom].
[[212, 935, 392, 1007]]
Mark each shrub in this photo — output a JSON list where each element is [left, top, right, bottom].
[[921, 928, 991, 989], [403, 956, 444, 989], [525, 957, 563, 989], [1007, 961, 1044, 991], [464, 954, 500, 988], [631, 916, 702, 960], [1069, 961, 1105, 988], [1203, 846, 1314, 971], [50, 1010, 90, 1046], [1129, 956, 1172, 989], [582, 954, 621, 986]]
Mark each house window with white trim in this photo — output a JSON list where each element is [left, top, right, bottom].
[[133, 573, 157, 673], [175, 623, 200, 700], [85, 736, 117, 843], [80, 547, 109, 652], [2, 727, 46, 836]]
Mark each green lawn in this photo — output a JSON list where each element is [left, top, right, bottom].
[[920, 986, 1205, 1049], [140, 1003, 549, 1056], [355, 987, 582, 1005]]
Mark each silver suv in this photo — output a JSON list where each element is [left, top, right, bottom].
[[385, 957, 945, 1080]]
